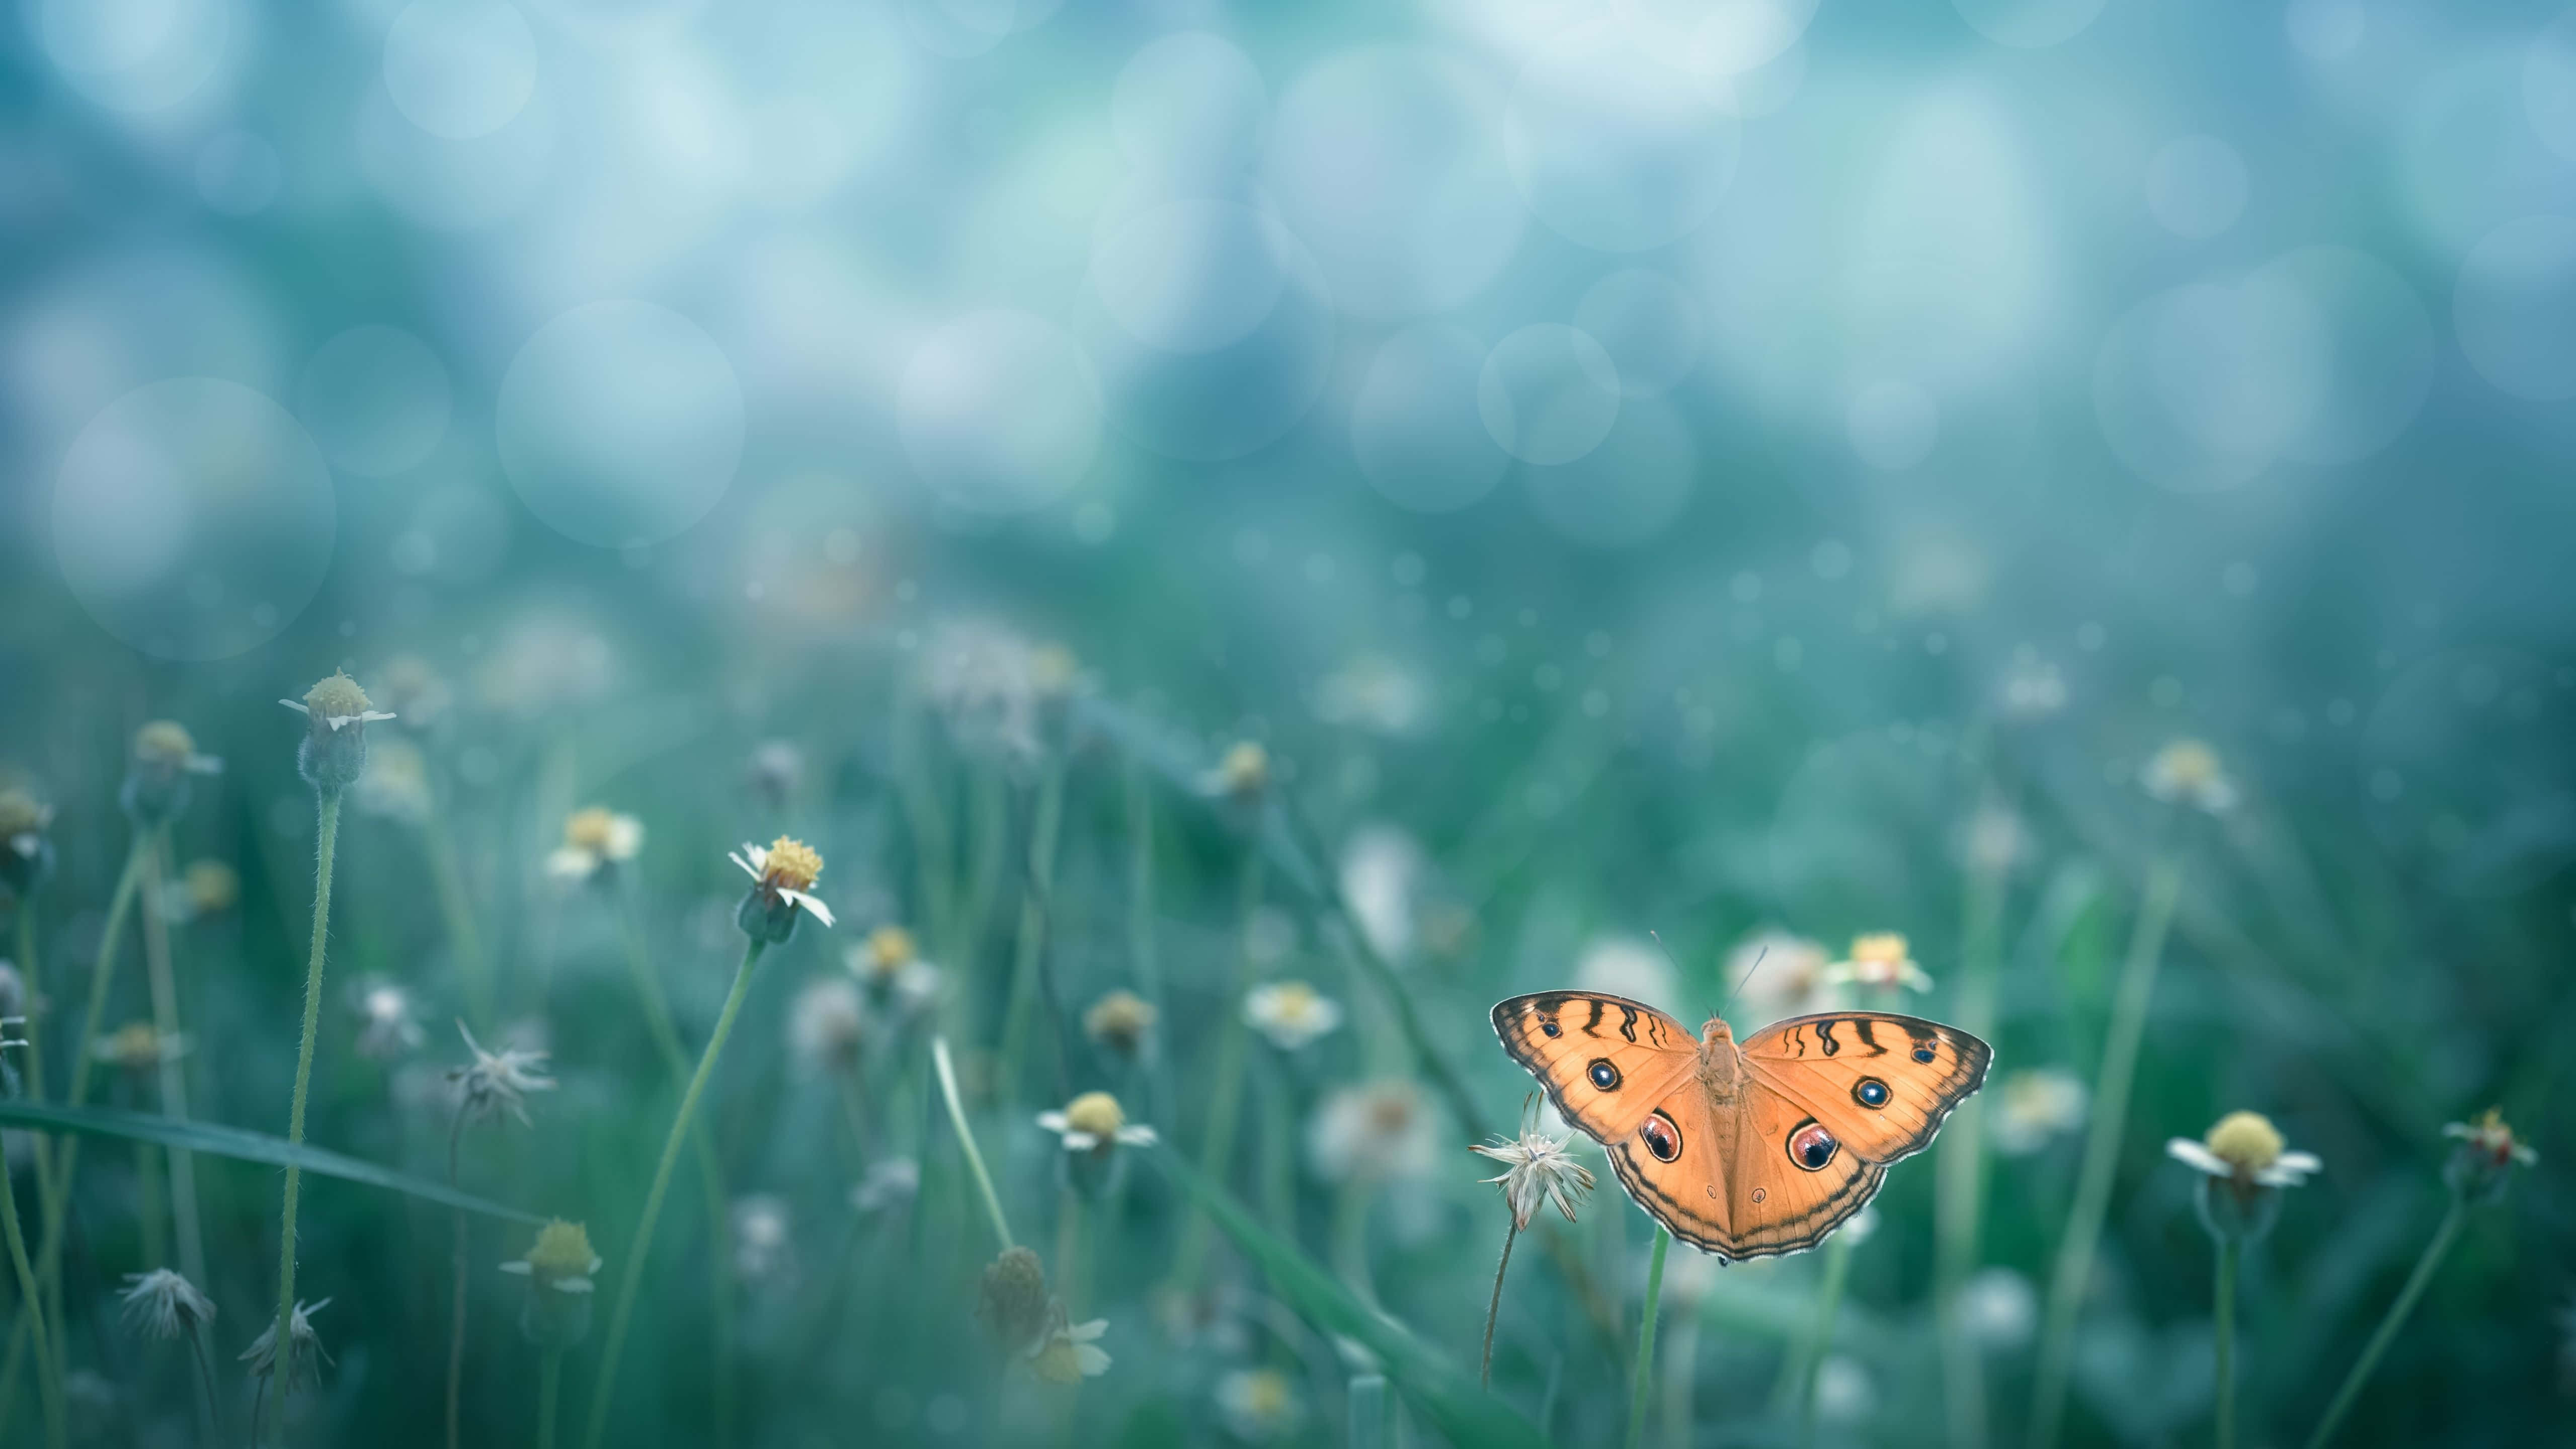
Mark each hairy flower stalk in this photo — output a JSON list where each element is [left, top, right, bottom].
[[1474, 1121, 1594, 1386], [1171, 786, 1265, 1298], [935, 1035, 1016, 1252], [2170, 1112, 2321, 1449], [1626, 1227, 1671, 1449], [0, 1148, 65, 1449], [2306, 1109, 2536, 1448], [138, 832, 208, 1297], [267, 672, 392, 1439], [2029, 852, 2182, 1449], [504, 1221, 601, 1449], [585, 837, 828, 1449], [446, 1023, 558, 1449]]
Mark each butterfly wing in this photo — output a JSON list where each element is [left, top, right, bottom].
[[1600, 1081, 1737, 1255], [1736, 1011, 1992, 1164], [1490, 992, 1699, 1142], [1594, 1068, 1888, 1261]]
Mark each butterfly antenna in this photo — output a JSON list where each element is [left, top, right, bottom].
[[1712, 944, 1768, 1023]]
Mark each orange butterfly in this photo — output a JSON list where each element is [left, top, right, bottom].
[[1491, 992, 1991, 1259]]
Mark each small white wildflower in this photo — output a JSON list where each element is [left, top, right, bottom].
[[1959, 1267, 2037, 1349], [1822, 932, 1933, 995], [119, 1268, 215, 1340], [2142, 738, 2238, 814], [1243, 981, 1343, 1052], [1309, 1079, 1438, 1183], [239, 1298, 331, 1397], [730, 837, 835, 935], [1991, 1069, 2089, 1156], [731, 1195, 795, 1283], [350, 978, 425, 1061], [1472, 1126, 1595, 1230], [1035, 1092, 1159, 1154], [2167, 1110, 2321, 1187], [1216, 1366, 1306, 1440], [448, 1021, 556, 1126], [851, 1158, 920, 1216], [1028, 1308, 1111, 1383], [547, 806, 643, 884], [788, 976, 866, 1071]]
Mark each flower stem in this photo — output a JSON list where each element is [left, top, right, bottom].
[[1936, 825, 2008, 1449], [1794, 1228, 1856, 1448], [613, 883, 736, 1449], [138, 832, 208, 1291], [1625, 1226, 1670, 1449], [445, 1109, 468, 1449], [421, 804, 495, 1033], [996, 762, 1066, 1111], [1348, 1373, 1389, 1449], [0, 1151, 65, 1449], [2214, 1237, 2238, 1449], [931, 1036, 1013, 1251], [2305, 1200, 2465, 1449], [2028, 853, 2181, 1449], [1171, 847, 1263, 1296], [538, 1347, 562, 1449], [269, 790, 344, 1439], [582, 936, 768, 1449], [1481, 1222, 1519, 1388]]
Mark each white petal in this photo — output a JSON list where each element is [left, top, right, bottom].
[[1036, 1112, 1069, 1132], [499, 1262, 531, 1276], [1068, 1319, 1107, 1342], [1061, 1131, 1099, 1151], [1118, 1125, 1159, 1146], [788, 891, 836, 926], [553, 1279, 595, 1295], [363, 711, 396, 723], [728, 852, 758, 879], [187, 755, 224, 775], [2165, 1139, 2228, 1176], [280, 700, 309, 714], [1074, 1343, 1110, 1376]]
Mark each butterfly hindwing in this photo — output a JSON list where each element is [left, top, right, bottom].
[[1490, 992, 1698, 1143], [1737, 1011, 1992, 1164], [1601, 1082, 1734, 1254]]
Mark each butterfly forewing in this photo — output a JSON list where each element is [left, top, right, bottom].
[[1737, 1012, 1992, 1165], [1490, 992, 1698, 1142]]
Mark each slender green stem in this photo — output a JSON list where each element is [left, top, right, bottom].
[[1481, 1222, 1519, 1388], [1171, 848, 1263, 1295], [1937, 830, 2007, 1449], [931, 1036, 1013, 1251], [1348, 1374, 1389, 1449], [538, 1348, 562, 1449], [2305, 1201, 2465, 1449], [611, 883, 735, 1449], [583, 936, 768, 1449], [269, 790, 344, 1439], [445, 1110, 468, 1449], [0, 906, 49, 1436], [139, 833, 207, 1293], [1626, 1227, 1670, 1449], [135, 1131, 166, 1267], [2029, 854, 2181, 1449], [0, 1154, 64, 1449], [3, 831, 152, 1426], [2214, 1238, 2238, 1449], [996, 764, 1065, 1110], [1795, 1229, 1856, 1448], [1122, 759, 1171, 1133]]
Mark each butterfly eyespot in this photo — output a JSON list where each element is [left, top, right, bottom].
[[1751, 1187, 1766, 1203], [1540, 1020, 1561, 1038], [1912, 1046, 1938, 1064], [1639, 1111, 1682, 1163], [1787, 1120, 1838, 1171], [1853, 1077, 1891, 1108], [1587, 1059, 1621, 1091]]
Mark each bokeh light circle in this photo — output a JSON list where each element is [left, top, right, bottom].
[[496, 301, 745, 547], [1574, 269, 1702, 397], [52, 378, 335, 661], [1082, 227, 1334, 463], [1523, 395, 1695, 548], [296, 326, 452, 477], [2145, 135, 2246, 239], [1267, 47, 1524, 318], [2094, 276, 2326, 493], [35, 0, 230, 113], [1478, 324, 1621, 465], [356, 84, 554, 231], [2257, 246, 2433, 464], [1950, 0, 2106, 49], [2399, 53, 2576, 261], [196, 131, 280, 214], [899, 309, 1102, 513], [1503, 22, 1741, 254], [1666, 0, 1819, 78], [1351, 323, 1509, 514], [2454, 216, 2576, 401], [382, 0, 538, 140], [1847, 379, 1940, 470], [1089, 201, 1295, 355], [1111, 32, 1266, 184]]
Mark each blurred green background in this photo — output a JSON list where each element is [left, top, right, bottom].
[[2, 0, 2572, 1444]]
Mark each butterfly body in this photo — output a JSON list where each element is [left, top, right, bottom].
[[1492, 992, 1991, 1260]]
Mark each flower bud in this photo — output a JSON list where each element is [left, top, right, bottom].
[[502, 1220, 602, 1351], [0, 789, 55, 902], [2443, 1108, 2537, 1206], [976, 1246, 1051, 1355], [283, 672, 394, 795], [121, 721, 220, 825]]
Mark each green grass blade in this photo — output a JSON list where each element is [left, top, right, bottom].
[[1151, 1146, 1551, 1449], [0, 1101, 543, 1225]]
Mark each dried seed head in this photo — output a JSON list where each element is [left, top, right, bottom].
[[977, 1246, 1052, 1354]]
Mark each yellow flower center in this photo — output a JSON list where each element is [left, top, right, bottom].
[[2155, 739, 2221, 787], [524, 1219, 597, 1277], [1850, 932, 1909, 964], [303, 671, 375, 718], [185, 859, 239, 914], [0, 789, 48, 838], [867, 925, 916, 971], [1366, 1090, 1415, 1135], [1064, 1091, 1125, 1139], [1218, 741, 1269, 795], [2204, 1110, 2284, 1172], [563, 807, 619, 851], [107, 1022, 159, 1065], [2464, 1107, 2519, 1155], [1270, 981, 1318, 1019], [134, 720, 198, 766], [762, 837, 824, 892], [1240, 1369, 1290, 1418]]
